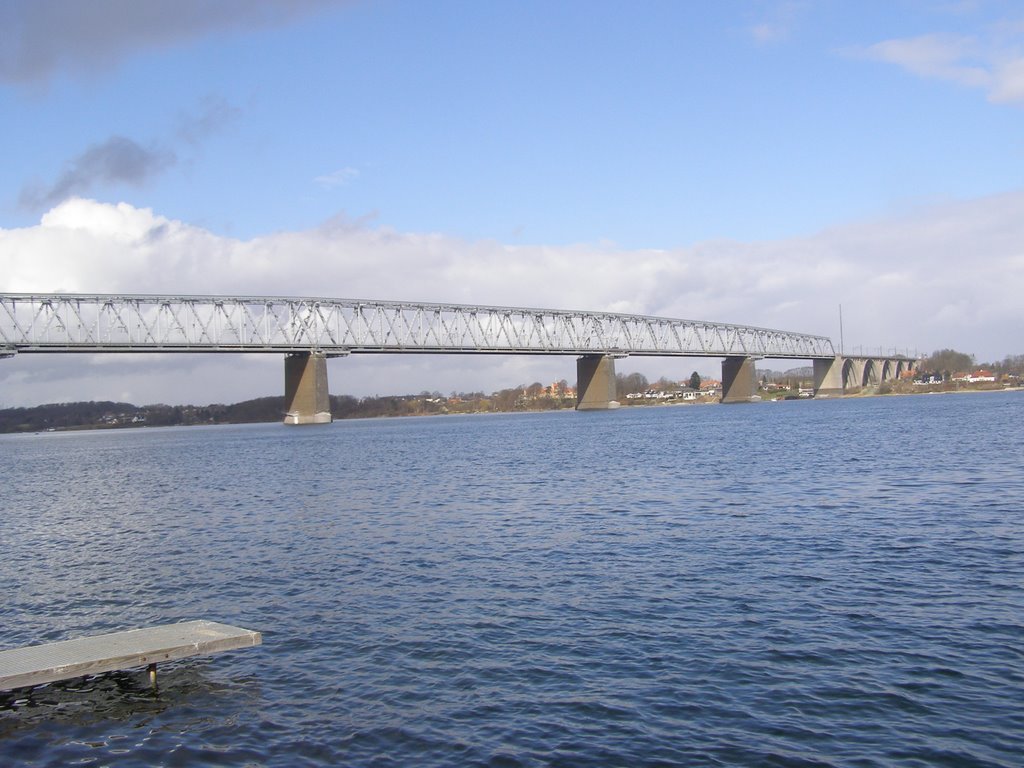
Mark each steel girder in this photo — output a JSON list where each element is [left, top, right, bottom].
[[0, 294, 836, 359]]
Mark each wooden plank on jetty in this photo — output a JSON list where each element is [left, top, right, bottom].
[[0, 620, 261, 691]]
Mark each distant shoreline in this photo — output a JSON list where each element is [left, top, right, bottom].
[[2, 384, 1020, 435]]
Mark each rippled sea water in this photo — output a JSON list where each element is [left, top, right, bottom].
[[2, 392, 1023, 767]]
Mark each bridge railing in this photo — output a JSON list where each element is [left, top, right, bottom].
[[0, 294, 836, 359]]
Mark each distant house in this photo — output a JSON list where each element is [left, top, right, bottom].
[[951, 370, 997, 384], [699, 380, 721, 397], [967, 370, 996, 383]]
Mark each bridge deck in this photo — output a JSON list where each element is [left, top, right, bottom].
[[0, 620, 261, 691], [0, 293, 837, 359]]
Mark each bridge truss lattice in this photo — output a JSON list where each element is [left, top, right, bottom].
[[0, 294, 836, 360]]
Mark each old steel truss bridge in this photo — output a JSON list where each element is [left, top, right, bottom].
[[0, 293, 834, 359], [2, 293, 911, 422]]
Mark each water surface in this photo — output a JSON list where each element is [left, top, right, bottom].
[[2, 393, 1023, 766]]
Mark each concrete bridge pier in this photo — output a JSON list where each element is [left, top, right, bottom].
[[284, 351, 332, 425], [576, 354, 620, 410], [721, 356, 758, 403], [813, 356, 844, 397]]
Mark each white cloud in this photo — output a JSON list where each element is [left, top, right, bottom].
[[990, 55, 1024, 102], [314, 167, 360, 189], [751, 23, 788, 44], [856, 28, 1024, 105], [862, 34, 991, 88], [1, 194, 1022, 406], [747, 1, 807, 45]]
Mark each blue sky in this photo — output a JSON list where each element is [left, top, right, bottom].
[[6, 0, 1023, 244], [2, 0, 1023, 406]]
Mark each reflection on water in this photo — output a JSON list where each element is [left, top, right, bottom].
[[2, 394, 1023, 766]]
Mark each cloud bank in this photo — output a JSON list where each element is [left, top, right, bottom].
[[1, 195, 1021, 407]]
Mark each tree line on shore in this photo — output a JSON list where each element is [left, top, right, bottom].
[[0, 370, 710, 433], [0, 390, 575, 434], [915, 350, 1024, 381]]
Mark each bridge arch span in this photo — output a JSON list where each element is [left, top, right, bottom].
[[862, 359, 880, 387], [842, 358, 860, 390]]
